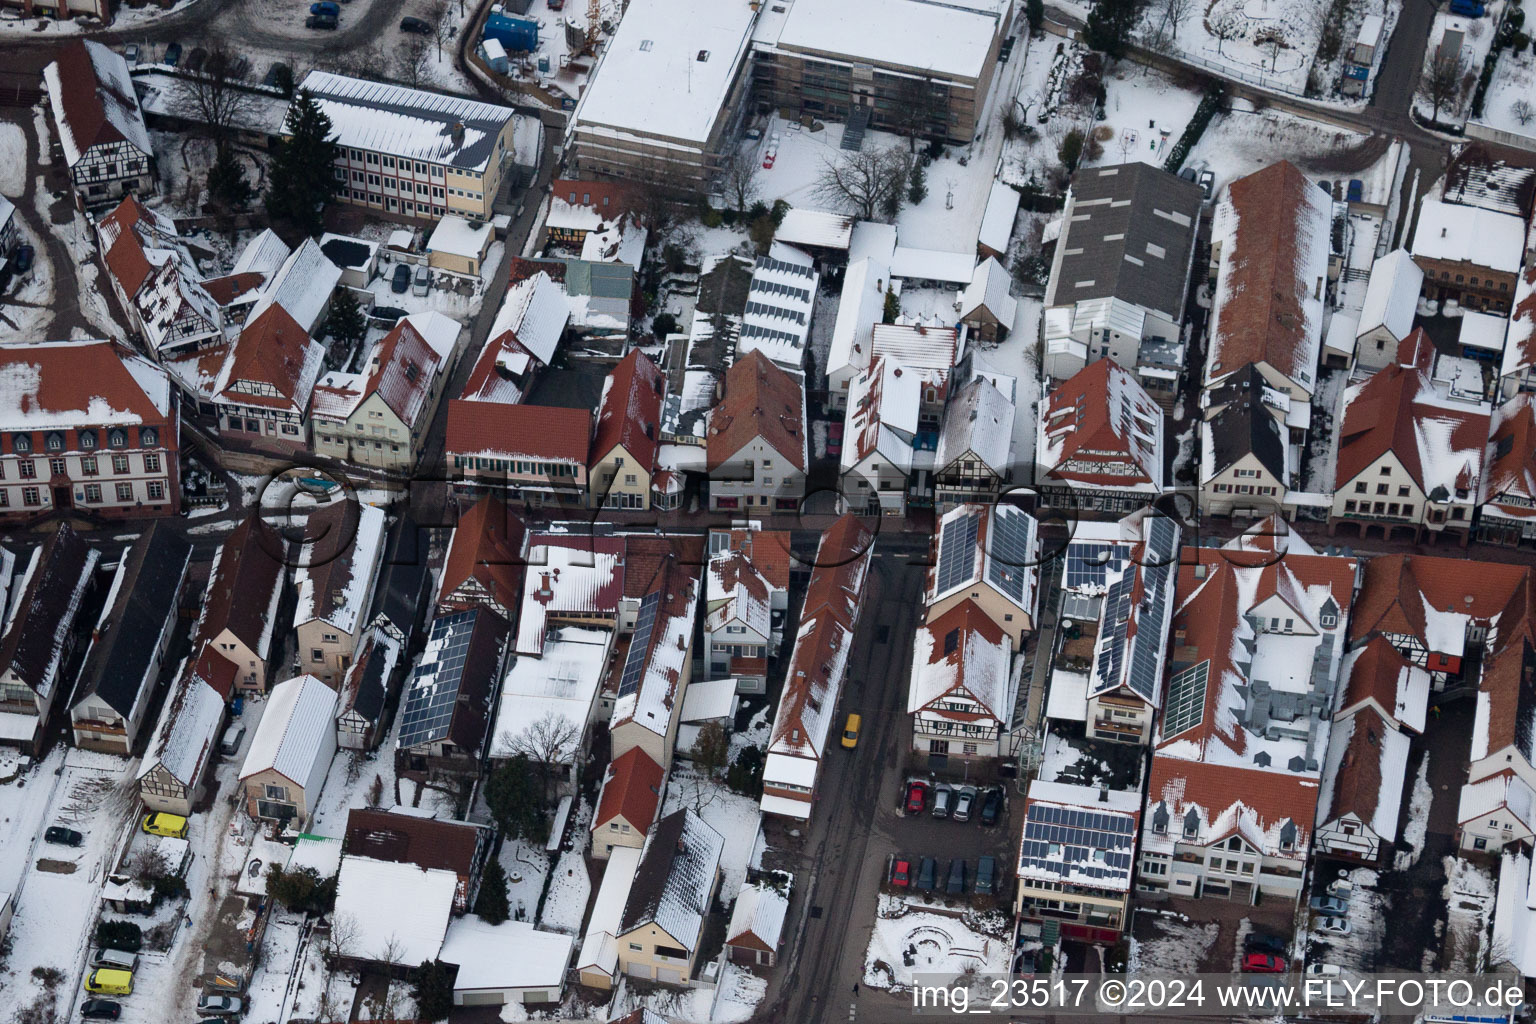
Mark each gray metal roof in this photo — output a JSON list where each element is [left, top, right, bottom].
[[1047, 163, 1203, 320]]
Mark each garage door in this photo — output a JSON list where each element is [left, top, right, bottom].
[[460, 991, 505, 1006], [657, 967, 684, 985], [625, 963, 653, 979]]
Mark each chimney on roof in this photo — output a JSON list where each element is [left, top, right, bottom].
[[538, 573, 553, 599], [451, 122, 465, 146], [1098, 784, 1109, 802]]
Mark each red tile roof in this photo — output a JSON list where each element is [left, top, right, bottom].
[[98, 196, 156, 298], [1339, 635, 1424, 731], [1485, 394, 1536, 517], [726, 529, 794, 590], [707, 350, 806, 472], [438, 496, 526, 614], [446, 400, 591, 464], [202, 272, 266, 307], [199, 515, 285, 657], [1038, 359, 1161, 487], [1350, 554, 1531, 644], [1149, 757, 1320, 853], [0, 339, 171, 428], [591, 349, 664, 471], [593, 746, 665, 832], [362, 318, 448, 428], [218, 305, 321, 412], [1320, 706, 1395, 836]]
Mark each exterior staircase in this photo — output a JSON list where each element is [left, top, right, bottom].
[[841, 107, 869, 151]]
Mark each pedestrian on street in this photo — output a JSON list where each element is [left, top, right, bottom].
[[853, 983, 860, 995]]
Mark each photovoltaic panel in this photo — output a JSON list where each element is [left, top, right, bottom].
[[986, 506, 1034, 603], [1163, 660, 1209, 738], [1093, 573, 1133, 693], [617, 591, 661, 699], [398, 612, 476, 749], [1017, 800, 1138, 884], [1063, 541, 1132, 592], [935, 510, 981, 595]]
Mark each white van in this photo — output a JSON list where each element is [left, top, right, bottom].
[[412, 266, 430, 297], [91, 949, 140, 971], [219, 723, 246, 756]]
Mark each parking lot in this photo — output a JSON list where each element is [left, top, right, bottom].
[[883, 774, 1017, 905]]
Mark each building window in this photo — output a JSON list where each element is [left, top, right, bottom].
[[18, 460, 34, 479], [112, 455, 129, 474], [141, 428, 157, 446], [80, 430, 96, 449], [109, 429, 127, 447], [49, 458, 66, 476], [12, 434, 28, 453], [45, 432, 62, 451], [147, 480, 164, 501], [144, 453, 160, 473], [81, 456, 97, 476], [85, 484, 101, 503], [22, 487, 38, 506]]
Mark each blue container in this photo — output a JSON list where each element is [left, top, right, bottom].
[[485, 11, 539, 52]]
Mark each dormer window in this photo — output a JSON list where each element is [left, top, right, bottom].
[[108, 429, 127, 448], [46, 432, 63, 451], [1183, 808, 1200, 839], [140, 427, 157, 447], [13, 434, 30, 453], [80, 430, 97, 450]]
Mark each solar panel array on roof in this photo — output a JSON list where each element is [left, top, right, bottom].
[[741, 323, 801, 346], [986, 506, 1034, 603], [617, 591, 661, 699], [1163, 660, 1209, 738], [1063, 541, 1132, 592], [1094, 572, 1134, 695], [744, 300, 807, 325], [1126, 517, 1180, 701], [752, 279, 812, 304], [936, 510, 981, 595], [398, 612, 475, 749], [757, 254, 815, 278], [1018, 801, 1136, 885]]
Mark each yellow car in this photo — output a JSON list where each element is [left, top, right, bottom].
[[85, 968, 134, 996], [141, 812, 188, 838], [841, 713, 862, 749]]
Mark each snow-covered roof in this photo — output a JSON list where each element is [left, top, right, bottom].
[[891, 246, 976, 285], [1316, 708, 1410, 842], [0, 339, 174, 430], [300, 71, 517, 174], [576, 845, 641, 975], [334, 855, 457, 965], [1037, 359, 1162, 492], [427, 216, 493, 261], [1018, 780, 1140, 892], [928, 503, 1040, 619], [774, 208, 854, 251], [978, 180, 1021, 255], [1492, 848, 1536, 978], [138, 660, 228, 787], [681, 677, 738, 723], [934, 375, 1013, 473], [231, 229, 292, 279], [516, 540, 624, 656], [287, 834, 343, 880], [292, 502, 386, 636], [580, 215, 647, 267], [960, 256, 1017, 326], [439, 916, 573, 993], [1460, 771, 1536, 832], [611, 565, 700, 740], [238, 674, 338, 787], [908, 600, 1011, 719], [826, 257, 889, 380], [769, 0, 1005, 81], [740, 242, 818, 374], [1411, 197, 1525, 274], [621, 808, 724, 951], [489, 628, 609, 761], [726, 881, 788, 949], [572, 0, 758, 146], [45, 40, 152, 167], [706, 551, 774, 642], [1459, 310, 1509, 354], [1044, 669, 1089, 722], [841, 356, 920, 474], [245, 238, 342, 334], [1356, 249, 1422, 343]]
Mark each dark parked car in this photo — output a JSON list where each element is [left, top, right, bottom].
[[974, 855, 997, 896], [306, 13, 338, 29], [945, 858, 967, 896], [79, 1000, 120, 1020], [391, 264, 411, 294], [164, 42, 183, 65], [916, 857, 937, 892], [1178, 166, 1196, 183], [369, 304, 409, 323], [185, 47, 207, 73], [1309, 895, 1349, 915], [1244, 931, 1287, 956], [13, 244, 35, 274], [931, 783, 953, 819], [263, 62, 291, 91], [44, 825, 82, 846], [400, 15, 432, 32], [998, 36, 1015, 62], [310, 1, 339, 13], [979, 787, 1004, 826]]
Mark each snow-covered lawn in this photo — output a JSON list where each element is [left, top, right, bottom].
[[1395, 753, 1431, 871], [1442, 854, 1495, 972], [1139, 0, 1321, 95], [1416, 5, 1507, 126], [863, 894, 1012, 989], [1303, 367, 1349, 493], [1184, 101, 1368, 196], [1475, 41, 1536, 143], [1088, 63, 1204, 170], [540, 799, 593, 934], [606, 961, 766, 1023], [662, 766, 763, 897], [0, 121, 25, 195], [1309, 0, 1403, 105], [500, 836, 552, 924]]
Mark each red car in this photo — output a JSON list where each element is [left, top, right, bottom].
[[1242, 953, 1287, 973], [827, 422, 844, 457], [890, 859, 911, 887], [904, 780, 928, 814]]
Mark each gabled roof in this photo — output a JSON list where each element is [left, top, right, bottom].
[[517, 536, 625, 655], [1200, 366, 1287, 482], [1337, 635, 1430, 733], [97, 198, 222, 354], [591, 349, 665, 470], [293, 501, 386, 636], [1356, 249, 1423, 342], [482, 271, 568, 370], [0, 339, 173, 430], [199, 515, 285, 658], [1335, 330, 1489, 498], [0, 523, 99, 699], [1037, 359, 1162, 491], [619, 808, 723, 950], [927, 503, 1039, 620], [1149, 758, 1320, 857], [44, 40, 152, 167], [1206, 161, 1331, 394], [707, 551, 773, 640], [1486, 394, 1536, 517], [726, 882, 788, 952], [907, 600, 1010, 719], [245, 237, 341, 334], [343, 807, 486, 876], [397, 608, 509, 753], [1316, 705, 1410, 842], [1411, 196, 1525, 274], [1505, 265, 1536, 379], [593, 746, 665, 832], [707, 350, 807, 472], [137, 643, 233, 787], [439, 496, 526, 613], [445, 401, 591, 464], [934, 375, 1013, 475], [718, 528, 794, 591], [73, 524, 192, 718], [960, 256, 1017, 325], [352, 316, 454, 428], [611, 559, 700, 740], [841, 356, 918, 473], [238, 674, 338, 784], [340, 629, 402, 724], [216, 305, 326, 414]]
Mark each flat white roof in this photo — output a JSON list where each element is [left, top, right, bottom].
[[574, 0, 758, 146], [439, 917, 573, 993], [1411, 197, 1525, 274], [1460, 310, 1509, 353], [577, 845, 642, 973], [772, 0, 1004, 82], [978, 180, 1021, 254], [776, 208, 854, 250], [334, 855, 456, 966]]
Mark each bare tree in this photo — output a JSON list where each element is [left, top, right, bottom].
[[1208, 6, 1244, 56], [1513, 98, 1535, 127], [502, 711, 580, 800], [1421, 53, 1464, 123], [692, 722, 730, 778], [813, 146, 911, 221], [1160, 0, 1194, 39], [178, 44, 255, 151], [891, 75, 943, 153], [430, 0, 453, 62], [399, 35, 432, 89], [1254, 26, 1286, 71], [719, 149, 760, 213]]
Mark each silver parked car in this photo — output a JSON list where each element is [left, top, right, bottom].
[[952, 785, 978, 822]]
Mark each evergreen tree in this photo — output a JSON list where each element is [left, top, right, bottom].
[[326, 288, 367, 352], [474, 859, 510, 924], [265, 90, 340, 237], [907, 162, 928, 206], [412, 960, 454, 1022], [1027, 0, 1044, 32], [207, 145, 253, 212], [882, 287, 900, 324], [484, 755, 545, 842], [1084, 0, 1138, 60]]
